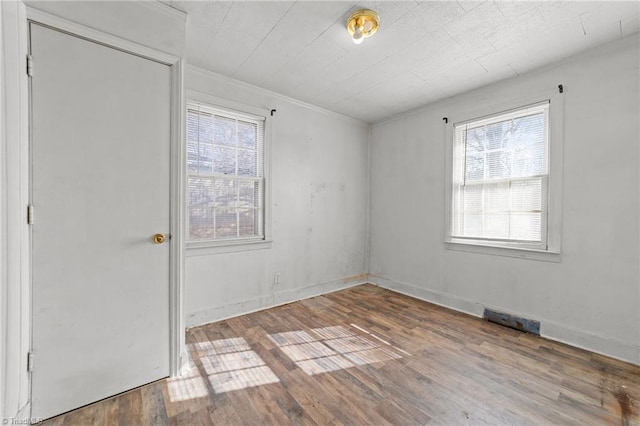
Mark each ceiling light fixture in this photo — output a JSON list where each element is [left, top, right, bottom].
[[346, 9, 379, 45]]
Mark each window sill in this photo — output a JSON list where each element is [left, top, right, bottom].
[[186, 239, 273, 257], [444, 240, 561, 262]]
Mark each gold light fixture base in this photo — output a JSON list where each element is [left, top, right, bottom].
[[346, 9, 380, 42]]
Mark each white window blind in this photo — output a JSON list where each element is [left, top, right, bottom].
[[187, 101, 265, 242], [451, 102, 549, 248]]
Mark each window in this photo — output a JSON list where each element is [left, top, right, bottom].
[[448, 101, 554, 252], [187, 101, 265, 244]]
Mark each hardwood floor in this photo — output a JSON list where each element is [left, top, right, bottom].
[[44, 284, 639, 425]]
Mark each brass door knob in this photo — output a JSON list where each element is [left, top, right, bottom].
[[153, 233, 166, 244]]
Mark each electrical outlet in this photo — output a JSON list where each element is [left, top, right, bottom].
[[274, 272, 281, 285]]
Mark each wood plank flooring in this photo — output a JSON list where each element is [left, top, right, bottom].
[[44, 284, 639, 425]]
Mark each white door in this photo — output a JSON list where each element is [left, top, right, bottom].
[[30, 23, 172, 420]]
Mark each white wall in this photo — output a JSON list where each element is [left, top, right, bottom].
[[185, 67, 370, 327], [369, 35, 640, 364]]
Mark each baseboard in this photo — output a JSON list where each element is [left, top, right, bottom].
[[369, 274, 486, 317], [186, 276, 367, 329], [369, 274, 640, 366], [541, 320, 640, 366]]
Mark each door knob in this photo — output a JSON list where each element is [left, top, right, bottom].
[[153, 233, 166, 244]]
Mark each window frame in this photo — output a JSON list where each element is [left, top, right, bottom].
[[185, 91, 272, 255], [444, 91, 563, 262]]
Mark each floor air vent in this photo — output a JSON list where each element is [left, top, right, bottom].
[[483, 309, 540, 335]]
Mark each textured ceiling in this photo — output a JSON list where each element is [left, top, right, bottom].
[[169, 1, 640, 122]]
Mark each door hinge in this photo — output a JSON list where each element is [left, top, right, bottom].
[[26, 54, 33, 77], [27, 205, 34, 225], [27, 352, 34, 372]]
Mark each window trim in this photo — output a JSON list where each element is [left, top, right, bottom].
[[444, 90, 563, 261], [185, 90, 272, 252]]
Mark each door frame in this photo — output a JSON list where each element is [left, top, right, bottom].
[[25, 5, 186, 414]]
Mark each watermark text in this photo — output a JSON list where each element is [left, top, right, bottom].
[[2, 418, 44, 425]]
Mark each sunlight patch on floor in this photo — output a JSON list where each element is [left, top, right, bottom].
[[167, 367, 208, 402], [350, 323, 412, 356], [268, 325, 403, 376], [171, 337, 280, 397], [191, 337, 252, 356], [198, 337, 279, 393], [208, 365, 280, 393], [201, 348, 265, 374], [279, 341, 337, 362], [268, 330, 317, 346], [171, 326, 404, 399], [297, 354, 355, 375]]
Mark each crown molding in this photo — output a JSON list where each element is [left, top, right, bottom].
[[140, 1, 187, 22], [187, 64, 369, 128]]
